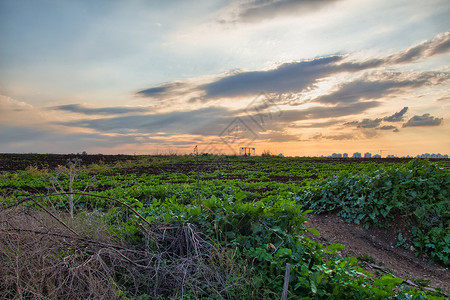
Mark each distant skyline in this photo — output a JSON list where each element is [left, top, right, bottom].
[[1, 0, 449, 156], [326, 151, 449, 159]]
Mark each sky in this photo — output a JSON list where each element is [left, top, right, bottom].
[[0, 0, 449, 157]]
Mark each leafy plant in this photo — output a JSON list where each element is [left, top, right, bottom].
[[296, 159, 450, 265], [1, 155, 448, 299]]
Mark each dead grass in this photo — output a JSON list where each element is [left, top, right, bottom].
[[0, 203, 235, 299]]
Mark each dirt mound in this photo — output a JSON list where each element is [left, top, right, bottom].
[[305, 213, 449, 293]]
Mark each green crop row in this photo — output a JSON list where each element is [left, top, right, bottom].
[[99, 192, 444, 299], [0, 156, 448, 298], [295, 159, 450, 265]]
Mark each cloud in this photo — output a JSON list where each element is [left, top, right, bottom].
[[57, 106, 236, 135], [345, 118, 382, 128], [238, 0, 340, 22], [289, 120, 340, 128], [0, 125, 49, 143], [311, 133, 354, 141], [377, 125, 400, 133], [0, 125, 167, 153], [436, 96, 450, 102], [388, 32, 450, 64], [0, 95, 56, 127], [51, 104, 150, 115], [361, 129, 378, 139], [377, 125, 398, 131], [383, 107, 408, 122], [0, 95, 33, 114], [258, 130, 300, 142], [343, 107, 411, 133], [202, 56, 343, 98], [315, 78, 429, 105], [335, 33, 450, 74], [136, 82, 187, 98], [402, 114, 443, 127], [136, 33, 450, 103], [137, 55, 349, 101], [254, 101, 380, 125], [336, 59, 385, 72], [55, 99, 379, 144]]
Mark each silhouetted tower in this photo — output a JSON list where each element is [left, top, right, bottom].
[[239, 147, 255, 157]]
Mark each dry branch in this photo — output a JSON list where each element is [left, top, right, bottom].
[[0, 194, 233, 299]]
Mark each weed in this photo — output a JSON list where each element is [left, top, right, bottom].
[[357, 254, 376, 264]]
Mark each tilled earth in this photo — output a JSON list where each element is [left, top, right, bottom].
[[1, 153, 439, 173], [305, 213, 449, 294]]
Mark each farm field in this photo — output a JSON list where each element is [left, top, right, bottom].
[[0, 153, 449, 299]]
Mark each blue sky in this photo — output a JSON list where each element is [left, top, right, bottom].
[[0, 0, 449, 156]]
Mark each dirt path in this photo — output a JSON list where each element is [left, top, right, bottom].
[[304, 213, 449, 294]]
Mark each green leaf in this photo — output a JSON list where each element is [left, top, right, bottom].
[[326, 243, 345, 254], [310, 280, 317, 294], [307, 228, 320, 236], [234, 191, 247, 202], [425, 243, 436, 249]]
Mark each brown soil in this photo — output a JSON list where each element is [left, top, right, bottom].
[[304, 213, 450, 294], [4, 153, 449, 173]]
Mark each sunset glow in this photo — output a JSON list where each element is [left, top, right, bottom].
[[1, 0, 449, 156]]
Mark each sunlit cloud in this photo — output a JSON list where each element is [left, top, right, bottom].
[[383, 107, 408, 122], [288, 120, 340, 128], [56, 106, 236, 135], [345, 118, 382, 129], [136, 32, 450, 107], [342, 107, 410, 134], [377, 125, 399, 131], [51, 104, 151, 115], [403, 113, 443, 127], [136, 82, 189, 98], [311, 132, 354, 141], [237, 0, 341, 23], [386, 32, 450, 64], [258, 130, 300, 143], [202, 56, 342, 98]]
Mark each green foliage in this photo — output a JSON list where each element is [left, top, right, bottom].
[[1, 155, 448, 299], [357, 253, 376, 264], [397, 232, 408, 247], [101, 192, 442, 299], [296, 159, 450, 265]]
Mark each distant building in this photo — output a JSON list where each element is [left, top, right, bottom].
[[418, 153, 448, 159], [413, 153, 450, 159], [352, 152, 362, 158], [326, 152, 448, 159], [278, 153, 284, 157]]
